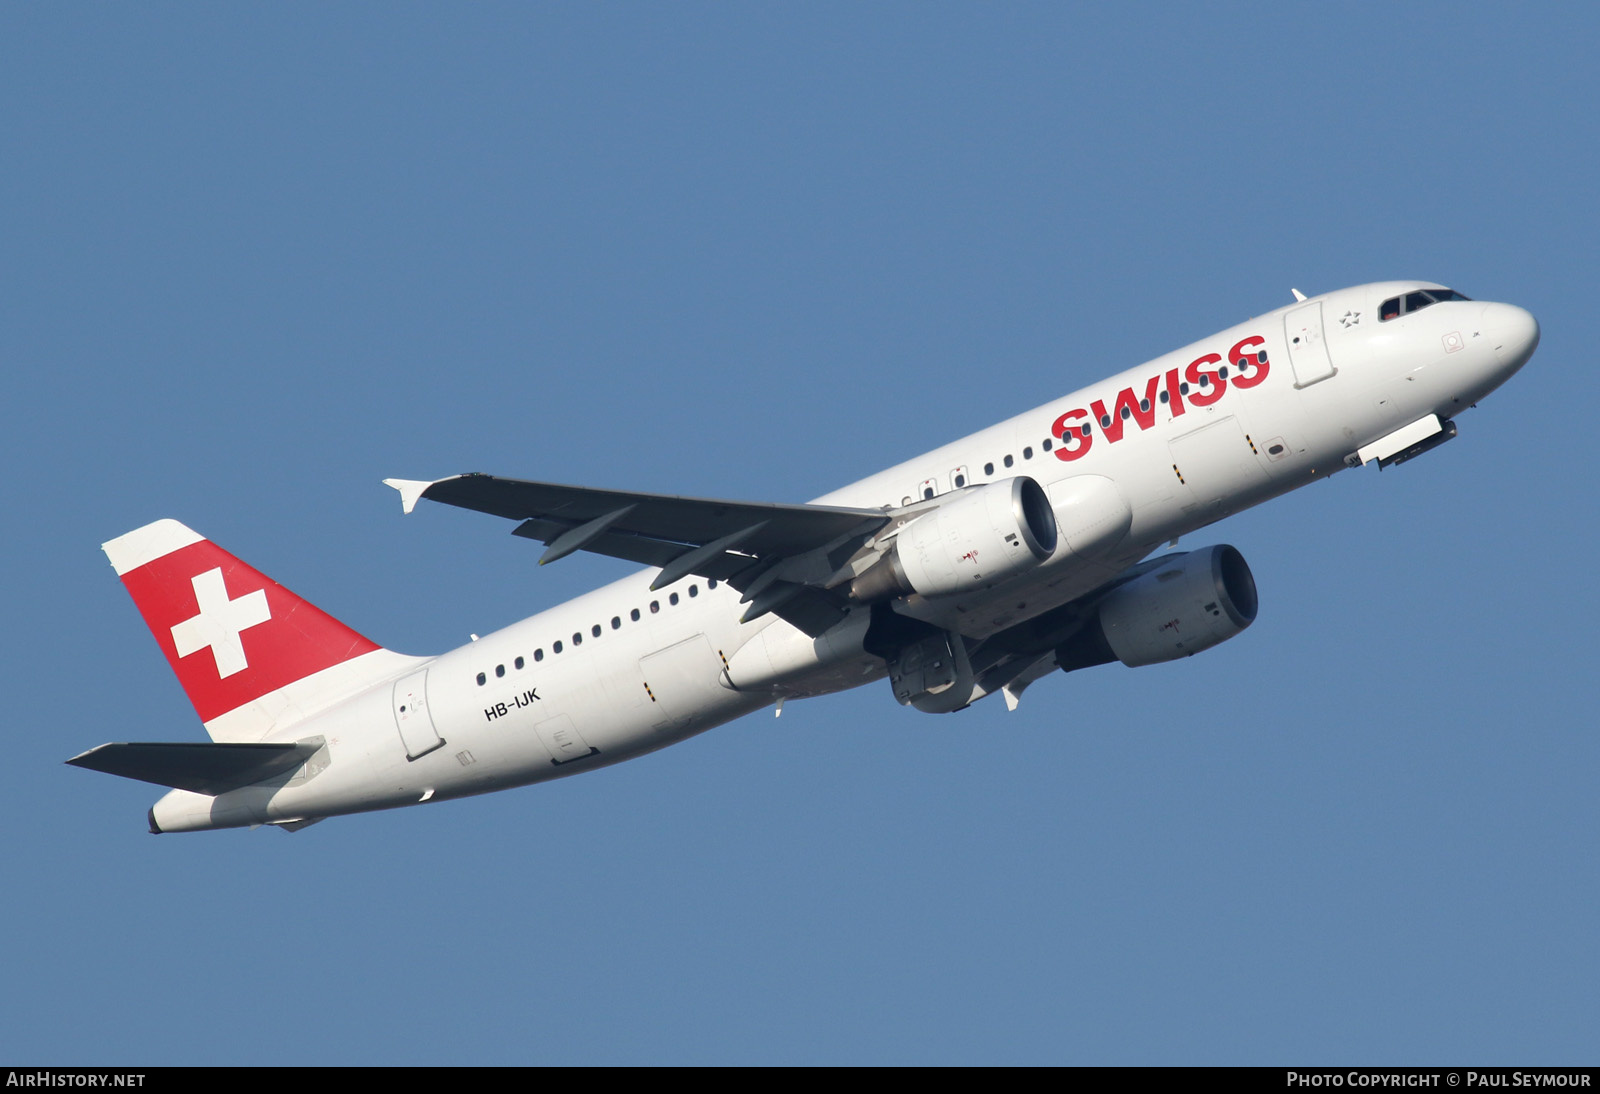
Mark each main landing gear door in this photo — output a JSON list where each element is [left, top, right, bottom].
[[393, 669, 445, 761], [1284, 301, 1337, 388]]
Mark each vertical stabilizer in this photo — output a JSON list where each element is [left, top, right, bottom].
[[104, 519, 421, 742]]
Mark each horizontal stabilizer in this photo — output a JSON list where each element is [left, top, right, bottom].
[[67, 741, 321, 796]]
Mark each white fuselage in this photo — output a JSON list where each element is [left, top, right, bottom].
[[150, 282, 1539, 832]]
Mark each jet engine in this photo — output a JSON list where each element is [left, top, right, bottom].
[[1055, 545, 1258, 671], [851, 477, 1058, 602]]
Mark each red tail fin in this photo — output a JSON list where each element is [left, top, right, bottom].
[[104, 520, 384, 728]]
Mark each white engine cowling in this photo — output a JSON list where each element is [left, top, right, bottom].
[[852, 477, 1058, 602], [1097, 545, 1258, 667]]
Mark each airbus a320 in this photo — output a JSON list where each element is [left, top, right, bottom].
[[71, 282, 1540, 833]]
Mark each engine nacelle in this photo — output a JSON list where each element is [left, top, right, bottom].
[[1055, 545, 1258, 672], [851, 477, 1058, 602], [1097, 545, 1258, 667]]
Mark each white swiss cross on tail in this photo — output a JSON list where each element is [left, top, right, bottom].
[[170, 568, 272, 678], [103, 518, 384, 730]]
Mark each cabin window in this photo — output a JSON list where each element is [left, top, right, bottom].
[[611, 616, 621, 630], [983, 462, 994, 476], [1041, 439, 1052, 452], [476, 672, 486, 686], [689, 585, 698, 597], [631, 608, 641, 621], [572, 632, 582, 646], [514, 656, 525, 670], [553, 641, 563, 654], [495, 664, 505, 678], [669, 592, 680, 606], [708, 579, 718, 589], [1022, 446, 1033, 460], [650, 600, 660, 614], [534, 649, 544, 662], [1003, 454, 1014, 468]]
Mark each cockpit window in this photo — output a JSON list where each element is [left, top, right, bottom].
[[1380, 288, 1472, 321]]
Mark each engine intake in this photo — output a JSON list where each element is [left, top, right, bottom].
[[851, 477, 1058, 602], [1056, 545, 1258, 671]]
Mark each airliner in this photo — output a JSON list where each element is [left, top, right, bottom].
[[71, 282, 1540, 833]]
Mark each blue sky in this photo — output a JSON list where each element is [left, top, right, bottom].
[[3, 4, 1595, 1064]]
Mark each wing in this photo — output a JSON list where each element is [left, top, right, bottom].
[[385, 474, 891, 636]]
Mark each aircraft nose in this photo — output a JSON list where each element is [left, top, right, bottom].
[[1482, 302, 1540, 373]]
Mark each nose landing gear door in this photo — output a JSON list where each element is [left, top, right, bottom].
[[1284, 301, 1337, 388]]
